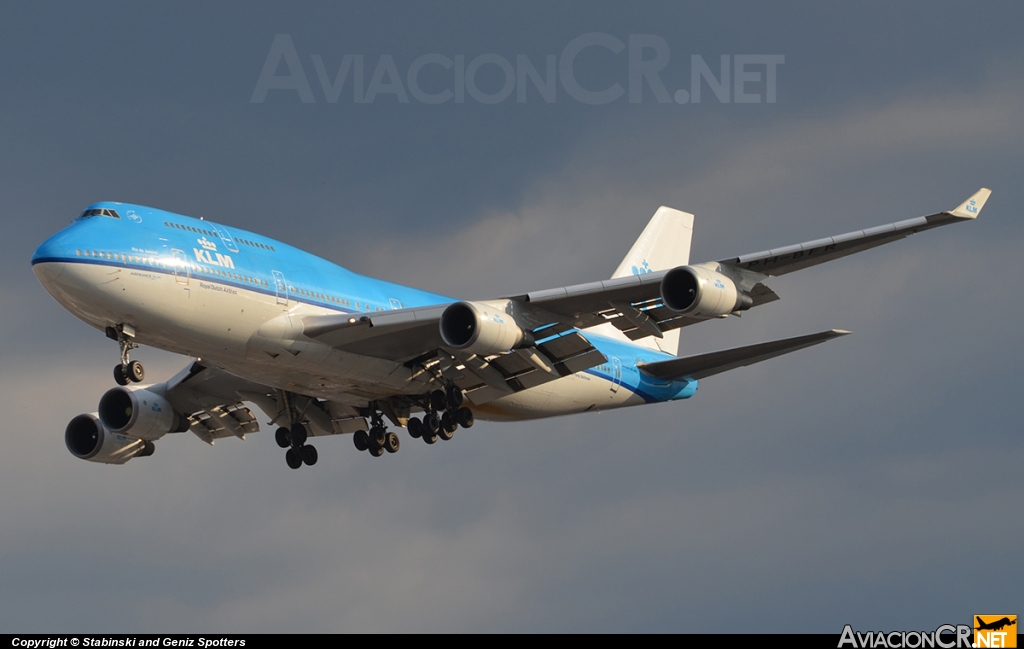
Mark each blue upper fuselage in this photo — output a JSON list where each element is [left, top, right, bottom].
[[32, 201, 454, 313], [32, 202, 696, 404]]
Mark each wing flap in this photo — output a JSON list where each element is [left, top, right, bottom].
[[449, 331, 607, 405], [638, 329, 851, 381]]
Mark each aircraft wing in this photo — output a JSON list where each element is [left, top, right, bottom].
[[156, 361, 367, 444], [637, 329, 850, 381], [719, 188, 991, 275], [506, 188, 989, 340], [302, 309, 608, 405], [299, 188, 986, 391]]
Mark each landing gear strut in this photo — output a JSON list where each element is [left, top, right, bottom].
[[107, 324, 144, 386], [273, 391, 318, 469]]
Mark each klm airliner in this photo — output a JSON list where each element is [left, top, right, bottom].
[[31, 189, 990, 469]]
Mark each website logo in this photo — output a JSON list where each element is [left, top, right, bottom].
[[975, 615, 1016, 648]]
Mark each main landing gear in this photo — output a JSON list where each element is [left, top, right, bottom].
[[107, 324, 144, 386], [352, 411, 400, 458], [407, 385, 473, 446], [276, 422, 318, 469]]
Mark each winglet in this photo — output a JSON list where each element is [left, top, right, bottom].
[[950, 188, 991, 219]]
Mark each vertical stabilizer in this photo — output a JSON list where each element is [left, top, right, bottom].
[[611, 206, 694, 280], [595, 206, 694, 355]]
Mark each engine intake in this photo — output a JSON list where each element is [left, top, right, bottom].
[[66, 413, 154, 464], [439, 301, 530, 356], [98, 386, 187, 441], [661, 266, 752, 317]]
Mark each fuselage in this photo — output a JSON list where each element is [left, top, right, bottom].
[[32, 202, 696, 421]]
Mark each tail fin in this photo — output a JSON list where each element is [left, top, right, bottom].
[[611, 206, 694, 279], [600, 206, 694, 354]]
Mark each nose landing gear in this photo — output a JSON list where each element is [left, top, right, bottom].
[[107, 324, 144, 386]]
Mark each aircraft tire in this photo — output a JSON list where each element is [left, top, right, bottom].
[[353, 430, 369, 451], [290, 423, 307, 446], [370, 426, 386, 445], [407, 417, 423, 439], [275, 427, 291, 448], [440, 413, 456, 439], [369, 443, 384, 457], [456, 407, 474, 429], [301, 444, 318, 466], [113, 365, 130, 386], [430, 390, 447, 412], [127, 360, 145, 383], [384, 432, 400, 453], [285, 448, 302, 469], [422, 431, 437, 445], [446, 385, 464, 409], [423, 412, 440, 435]]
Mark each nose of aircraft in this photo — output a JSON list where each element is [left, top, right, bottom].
[[31, 232, 67, 284]]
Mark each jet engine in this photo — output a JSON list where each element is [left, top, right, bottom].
[[98, 386, 189, 441], [439, 301, 531, 356], [65, 413, 155, 464], [661, 265, 753, 317]]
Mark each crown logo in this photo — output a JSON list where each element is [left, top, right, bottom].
[[198, 237, 218, 251]]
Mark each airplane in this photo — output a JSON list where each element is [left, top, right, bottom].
[[975, 616, 1015, 632], [31, 188, 990, 469]]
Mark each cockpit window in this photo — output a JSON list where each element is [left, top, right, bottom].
[[78, 208, 121, 219]]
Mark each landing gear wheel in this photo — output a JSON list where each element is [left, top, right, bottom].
[[127, 360, 145, 383], [384, 432, 400, 453], [275, 427, 291, 448], [407, 417, 422, 439], [422, 430, 438, 445], [353, 430, 369, 451], [370, 426, 386, 446], [446, 385, 464, 409], [430, 390, 447, 412], [439, 412, 456, 440], [301, 445, 318, 466], [285, 448, 302, 469], [113, 365, 130, 386], [456, 407, 474, 429], [369, 443, 385, 457], [423, 412, 440, 435], [290, 423, 307, 446]]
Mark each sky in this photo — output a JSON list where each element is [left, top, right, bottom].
[[1, 1, 1022, 633]]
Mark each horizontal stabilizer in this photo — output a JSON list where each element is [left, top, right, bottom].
[[637, 329, 851, 381]]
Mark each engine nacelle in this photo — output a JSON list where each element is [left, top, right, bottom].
[[65, 413, 155, 464], [661, 265, 753, 317], [98, 386, 187, 441], [439, 300, 530, 356]]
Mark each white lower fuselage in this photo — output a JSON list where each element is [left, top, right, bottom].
[[34, 259, 663, 422]]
